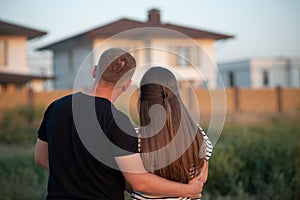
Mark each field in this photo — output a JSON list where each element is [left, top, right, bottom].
[[0, 106, 299, 200]]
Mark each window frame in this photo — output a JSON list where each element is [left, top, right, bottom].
[[169, 45, 200, 67], [0, 40, 8, 66], [262, 70, 269, 86]]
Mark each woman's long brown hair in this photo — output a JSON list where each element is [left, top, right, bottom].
[[139, 67, 205, 183]]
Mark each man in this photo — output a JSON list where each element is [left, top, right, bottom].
[[34, 48, 203, 200]]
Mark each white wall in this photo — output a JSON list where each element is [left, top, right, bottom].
[[270, 59, 288, 87], [53, 49, 69, 88], [195, 39, 216, 88], [289, 58, 300, 87], [252, 58, 295, 88], [0, 36, 27, 73], [236, 66, 251, 87], [219, 57, 300, 88], [28, 49, 54, 91], [218, 60, 250, 88], [73, 43, 94, 90], [251, 59, 273, 88], [149, 38, 217, 88], [93, 38, 217, 88], [53, 41, 92, 89]]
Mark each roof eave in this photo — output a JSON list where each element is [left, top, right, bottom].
[[28, 31, 47, 40], [0, 20, 48, 40], [0, 72, 55, 85], [37, 18, 234, 50], [37, 34, 85, 50]]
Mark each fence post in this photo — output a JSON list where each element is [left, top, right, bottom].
[[276, 86, 282, 113], [233, 86, 239, 112], [28, 87, 34, 106]]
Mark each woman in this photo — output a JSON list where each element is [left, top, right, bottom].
[[131, 67, 213, 200]]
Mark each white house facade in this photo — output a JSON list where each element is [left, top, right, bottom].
[[217, 57, 300, 88], [0, 20, 53, 91], [39, 9, 233, 89]]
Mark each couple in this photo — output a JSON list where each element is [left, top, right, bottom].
[[34, 48, 213, 200]]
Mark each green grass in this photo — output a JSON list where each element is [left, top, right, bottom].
[[0, 146, 48, 200], [204, 116, 300, 200], [0, 106, 48, 200], [0, 106, 44, 145], [0, 106, 299, 199]]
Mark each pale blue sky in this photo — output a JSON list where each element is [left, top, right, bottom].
[[0, 0, 299, 62]]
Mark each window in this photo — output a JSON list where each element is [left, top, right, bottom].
[[263, 70, 269, 86], [0, 40, 8, 66], [177, 47, 189, 66], [228, 71, 235, 87], [169, 46, 200, 67]]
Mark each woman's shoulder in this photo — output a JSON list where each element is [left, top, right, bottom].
[[197, 124, 213, 161], [197, 125, 210, 139]]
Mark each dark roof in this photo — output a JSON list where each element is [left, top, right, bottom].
[[0, 20, 47, 40], [163, 23, 233, 40], [85, 18, 233, 40], [0, 72, 55, 85], [38, 9, 234, 50]]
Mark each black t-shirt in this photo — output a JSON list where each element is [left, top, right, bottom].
[[38, 92, 138, 200]]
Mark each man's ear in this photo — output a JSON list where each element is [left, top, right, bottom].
[[92, 65, 97, 78], [124, 79, 132, 90], [121, 79, 132, 93]]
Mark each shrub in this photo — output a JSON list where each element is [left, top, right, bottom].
[[0, 152, 48, 200], [0, 106, 44, 145], [1, 107, 299, 199], [204, 118, 300, 199]]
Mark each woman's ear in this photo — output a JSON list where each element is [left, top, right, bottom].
[[92, 65, 97, 78]]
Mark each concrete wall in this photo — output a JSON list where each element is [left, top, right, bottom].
[[1, 88, 299, 122]]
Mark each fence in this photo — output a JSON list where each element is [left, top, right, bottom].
[[1, 87, 300, 121]]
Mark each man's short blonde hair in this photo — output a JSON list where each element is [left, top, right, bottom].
[[96, 48, 136, 85]]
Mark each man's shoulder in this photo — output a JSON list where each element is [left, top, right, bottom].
[[50, 92, 73, 104]]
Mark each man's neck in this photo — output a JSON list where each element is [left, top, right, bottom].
[[85, 84, 119, 102], [95, 87, 114, 100]]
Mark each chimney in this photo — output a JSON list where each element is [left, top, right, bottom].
[[148, 9, 160, 25]]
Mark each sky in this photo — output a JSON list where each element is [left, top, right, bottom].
[[0, 0, 300, 62]]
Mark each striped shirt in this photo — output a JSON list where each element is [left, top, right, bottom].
[[131, 125, 213, 200]]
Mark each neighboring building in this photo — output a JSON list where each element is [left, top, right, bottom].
[[28, 49, 54, 91], [217, 57, 300, 88], [0, 20, 54, 91], [38, 9, 233, 89]]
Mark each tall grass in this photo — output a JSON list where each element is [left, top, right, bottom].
[[0, 151, 48, 200], [0, 106, 299, 199], [0, 106, 47, 200], [204, 116, 300, 200], [0, 106, 44, 145]]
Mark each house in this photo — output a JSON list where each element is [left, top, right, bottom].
[[38, 9, 233, 89], [0, 20, 54, 91], [217, 57, 300, 88]]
